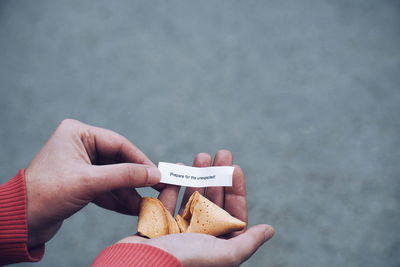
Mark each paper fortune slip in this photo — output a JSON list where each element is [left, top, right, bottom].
[[158, 162, 234, 187]]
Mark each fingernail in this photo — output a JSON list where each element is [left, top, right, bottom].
[[264, 226, 275, 241], [147, 167, 161, 184]]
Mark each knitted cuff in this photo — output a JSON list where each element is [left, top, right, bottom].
[[92, 243, 183, 267], [0, 169, 45, 265]]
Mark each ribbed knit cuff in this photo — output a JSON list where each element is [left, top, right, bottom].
[[92, 243, 183, 267], [0, 169, 45, 265]]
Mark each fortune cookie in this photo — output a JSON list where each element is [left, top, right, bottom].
[[175, 214, 189, 233], [183, 191, 246, 236], [137, 198, 179, 238], [137, 191, 246, 238]]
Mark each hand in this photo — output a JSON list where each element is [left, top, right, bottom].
[[117, 150, 275, 267], [25, 119, 161, 249]]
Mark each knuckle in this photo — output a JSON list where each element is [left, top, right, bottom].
[[60, 118, 77, 126], [57, 118, 81, 132], [80, 168, 94, 189], [80, 175, 91, 190], [125, 165, 147, 187], [124, 165, 136, 187]]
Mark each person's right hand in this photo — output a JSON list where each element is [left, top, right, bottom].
[[117, 151, 274, 267]]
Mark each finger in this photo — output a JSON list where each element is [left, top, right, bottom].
[[86, 164, 161, 197], [92, 192, 132, 215], [85, 124, 155, 166], [179, 153, 211, 215], [84, 123, 166, 192], [227, 224, 275, 265], [92, 188, 143, 215], [112, 188, 143, 215], [224, 165, 247, 224], [206, 150, 233, 207], [151, 182, 167, 192], [158, 184, 181, 215], [158, 162, 183, 215]]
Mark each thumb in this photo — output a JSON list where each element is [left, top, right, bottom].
[[227, 224, 275, 265], [86, 163, 161, 195]]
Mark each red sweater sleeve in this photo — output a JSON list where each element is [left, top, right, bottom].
[[0, 170, 182, 266], [92, 243, 183, 267], [0, 169, 45, 265]]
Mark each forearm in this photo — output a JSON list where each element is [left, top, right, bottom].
[[0, 169, 44, 265], [0, 170, 181, 266]]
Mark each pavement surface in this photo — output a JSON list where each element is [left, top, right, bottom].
[[0, 1, 399, 266]]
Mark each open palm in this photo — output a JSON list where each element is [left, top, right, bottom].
[[118, 150, 274, 267]]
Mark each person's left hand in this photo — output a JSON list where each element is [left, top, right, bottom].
[[116, 150, 274, 267], [25, 119, 162, 249]]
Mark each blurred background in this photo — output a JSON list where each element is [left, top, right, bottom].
[[0, 0, 399, 266]]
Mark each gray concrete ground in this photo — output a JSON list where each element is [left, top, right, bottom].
[[1, 0, 399, 266]]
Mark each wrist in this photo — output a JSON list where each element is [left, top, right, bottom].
[[24, 167, 63, 249]]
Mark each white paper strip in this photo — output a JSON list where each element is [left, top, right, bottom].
[[158, 162, 234, 187]]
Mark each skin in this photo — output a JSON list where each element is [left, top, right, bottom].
[[118, 151, 275, 267], [25, 119, 162, 248], [25, 119, 274, 266]]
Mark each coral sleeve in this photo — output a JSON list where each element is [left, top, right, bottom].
[[0, 169, 44, 265], [0, 170, 182, 266], [92, 243, 183, 267]]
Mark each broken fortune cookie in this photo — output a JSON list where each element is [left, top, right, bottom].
[[136, 197, 179, 238], [137, 191, 246, 238]]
